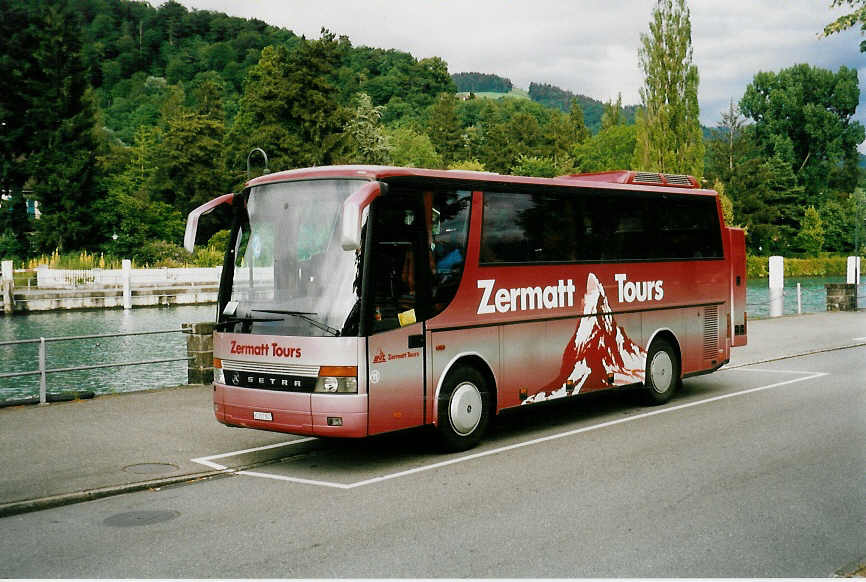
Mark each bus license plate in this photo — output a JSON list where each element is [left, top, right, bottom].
[[253, 411, 273, 421]]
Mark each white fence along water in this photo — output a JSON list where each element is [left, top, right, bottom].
[[35, 265, 222, 288]]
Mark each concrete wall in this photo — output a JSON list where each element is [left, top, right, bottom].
[[8, 286, 218, 313]]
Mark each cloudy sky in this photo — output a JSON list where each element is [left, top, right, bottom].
[[163, 0, 865, 151]]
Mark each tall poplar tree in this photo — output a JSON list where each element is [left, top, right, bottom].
[[633, 0, 704, 178]]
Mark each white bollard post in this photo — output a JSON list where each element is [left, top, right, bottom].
[[847, 256, 861, 285], [122, 259, 132, 310], [1, 260, 13, 315], [797, 282, 802, 314], [39, 337, 47, 405], [769, 256, 784, 317]]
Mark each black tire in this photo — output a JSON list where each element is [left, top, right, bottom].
[[642, 338, 680, 405], [436, 365, 491, 451]]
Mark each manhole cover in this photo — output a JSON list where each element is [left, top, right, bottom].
[[123, 463, 179, 475], [104, 510, 180, 528]]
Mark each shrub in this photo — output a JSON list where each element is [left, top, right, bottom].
[[747, 255, 858, 278], [134, 240, 189, 267]]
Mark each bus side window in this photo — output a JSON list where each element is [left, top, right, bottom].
[[370, 199, 421, 333], [430, 190, 471, 317]]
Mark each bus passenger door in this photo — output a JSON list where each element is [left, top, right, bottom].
[[367, 196, 427, 435]]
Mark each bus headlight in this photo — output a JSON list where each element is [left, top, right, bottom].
[[314, 366, 358, 393], [213, 358, 225, 384]]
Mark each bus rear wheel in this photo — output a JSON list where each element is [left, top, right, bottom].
[[642, 338, 679, 405], [436, 365, 490, 451]]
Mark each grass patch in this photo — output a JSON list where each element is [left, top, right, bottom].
[[458, 89, 530, 100]]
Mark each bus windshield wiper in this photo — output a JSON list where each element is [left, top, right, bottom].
[[252, 309, 340, 336], [215, 315, 284, 331]]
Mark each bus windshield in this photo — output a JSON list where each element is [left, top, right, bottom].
[[223, 179, 367, 337]]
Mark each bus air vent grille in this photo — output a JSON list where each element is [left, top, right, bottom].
[[703, 306, 719, 359], [220, 359, 320, 377], [663, 174, 693, 186], [633, 172, 664, 184]]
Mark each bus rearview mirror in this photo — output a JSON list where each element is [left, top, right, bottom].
[[341, 182, 382, 251], [184, 193, 234, 252]]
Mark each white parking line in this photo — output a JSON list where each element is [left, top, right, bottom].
[[191, 437, 316, 471], [191, 369, 827, 490]]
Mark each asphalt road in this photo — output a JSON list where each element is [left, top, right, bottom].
[[1, 347, 863, 577]]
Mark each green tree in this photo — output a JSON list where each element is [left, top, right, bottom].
[[739, 64, 864, 204], [795, 206, 825, 255], [512, 154, 557, 178], [427, 93, 464, 164], [819, 197, 854, 252], [601, 93, 625, 130], [0, 0, 38, 257], [725, 153, 805, 254], [568, 99, 591, 144], [823, 0, 866, 51], [0, 190, 31, 259], [96, 124, 186, 259], [705, 100, 748, 186], [633, 0, 704, 178], [448, 159, 485, 171], [387, 127, 443, 168], [343, 92, 390, 164], [156, 109, 227, 211], [713, 179, 735, 226], [573, 124, 637, 173], [543, 110, 577, 172], [225, 31, 348, 180], [25, 1, 102, 252]]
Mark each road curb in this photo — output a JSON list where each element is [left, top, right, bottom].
[[0, 444, 320, 519], [0, 469, 229, 519], [725, 340, 866, 370]]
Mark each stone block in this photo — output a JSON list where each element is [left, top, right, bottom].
[[825, 283, 856, 311]]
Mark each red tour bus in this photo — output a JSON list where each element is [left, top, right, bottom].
[[185, 166, 748, 450]]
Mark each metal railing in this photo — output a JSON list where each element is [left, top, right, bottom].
[[0, 329, 191, 405]]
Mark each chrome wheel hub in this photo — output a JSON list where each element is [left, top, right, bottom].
[[449, 382, 483, 436], [650, 351, 673, 393]]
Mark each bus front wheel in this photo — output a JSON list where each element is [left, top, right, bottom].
[[436, 365, 490, 451], [642, 338, 680, 405]]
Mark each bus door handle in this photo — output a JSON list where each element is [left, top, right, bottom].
[[408, 334, 425, 349]]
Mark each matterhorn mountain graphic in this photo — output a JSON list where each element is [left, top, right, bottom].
[[523, 273, 647, 404]]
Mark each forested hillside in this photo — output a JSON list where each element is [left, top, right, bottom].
[[1, 0, 863, 264], [452, 72, 513, 93], [528, 82, 638, 133]]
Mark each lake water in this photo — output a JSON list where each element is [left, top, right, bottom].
[[0, 304, 217, 402], [746, 276, 866, 319], [1, 276, 864, 402]]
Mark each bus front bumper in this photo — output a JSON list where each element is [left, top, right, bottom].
[[213, 383, 368, 437]]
